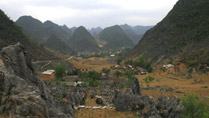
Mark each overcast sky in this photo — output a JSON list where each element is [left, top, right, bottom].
[[0, 0, 178, 29]]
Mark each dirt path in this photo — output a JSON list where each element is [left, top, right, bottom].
[[41, 61, 52, 69]]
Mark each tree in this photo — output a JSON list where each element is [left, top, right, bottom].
[[181, 94, 209, 118], [88, 70, 101, 81], [125, 71, 136, 86], [55, 66, 65, 81], [114, 71, 122, 78], [116, 58, 122, 65]]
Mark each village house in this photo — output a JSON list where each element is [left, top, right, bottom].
[[163, 64, 174, 69], [61, 81, 82, 87], [136, 67, 148, 75], [41, 70, 55, 80]]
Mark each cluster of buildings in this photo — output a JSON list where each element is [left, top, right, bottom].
[[111, 64, 148, 75]]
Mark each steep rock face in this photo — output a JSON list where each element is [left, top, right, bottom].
[[68, 26, 100, 53], [0, 43, 85, 118], [99, 25, 134, 50], [128, 0, 209, 64]]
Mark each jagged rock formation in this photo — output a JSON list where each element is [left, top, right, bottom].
[[113, 80, 183, 118], [131, 78, 142, 96], [0, 43, 86, 118], [128, 0, 209, 64]]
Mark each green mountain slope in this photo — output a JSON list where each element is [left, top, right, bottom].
[[0, 9, 59, 61], [45, 35, 75, 55], [16, 16, 73, 42], [99, 25, 134, 50], [128, 0, 209, 64], [68, 26, 100, 53]]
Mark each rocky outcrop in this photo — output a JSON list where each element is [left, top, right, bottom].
[[114, 91, 183, 118], [114, 81, 182, 118], [131, 78, 142, 95], [0, 43, 84, 118]]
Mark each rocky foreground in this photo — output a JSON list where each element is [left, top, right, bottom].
[[0, 43, 87, 118], [0, 43, 184, 118]]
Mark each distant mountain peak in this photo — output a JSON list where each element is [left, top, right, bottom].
[[98, 25, 134, 50], [68, 26, 100, 53]]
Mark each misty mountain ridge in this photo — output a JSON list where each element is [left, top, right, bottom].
[[89, 27, 103, 36], [119, 24, 152, 44]]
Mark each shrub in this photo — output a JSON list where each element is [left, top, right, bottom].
[[181, 94, 209, 118], [102, 68, 110, 74], [143, 76, 155, 86]]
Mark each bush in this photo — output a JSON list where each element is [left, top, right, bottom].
[[102, 68, 110, 74], [125, 71, 136, 80], [143, 76, 155, 86], [181, 94, 209, 118]]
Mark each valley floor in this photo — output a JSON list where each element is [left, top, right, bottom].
[[72, 57, 209, 99]]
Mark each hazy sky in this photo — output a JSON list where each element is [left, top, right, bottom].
[[0, 0, 178, 28]]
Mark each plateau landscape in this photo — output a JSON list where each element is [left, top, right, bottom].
[[0, 0, 209, 118]]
